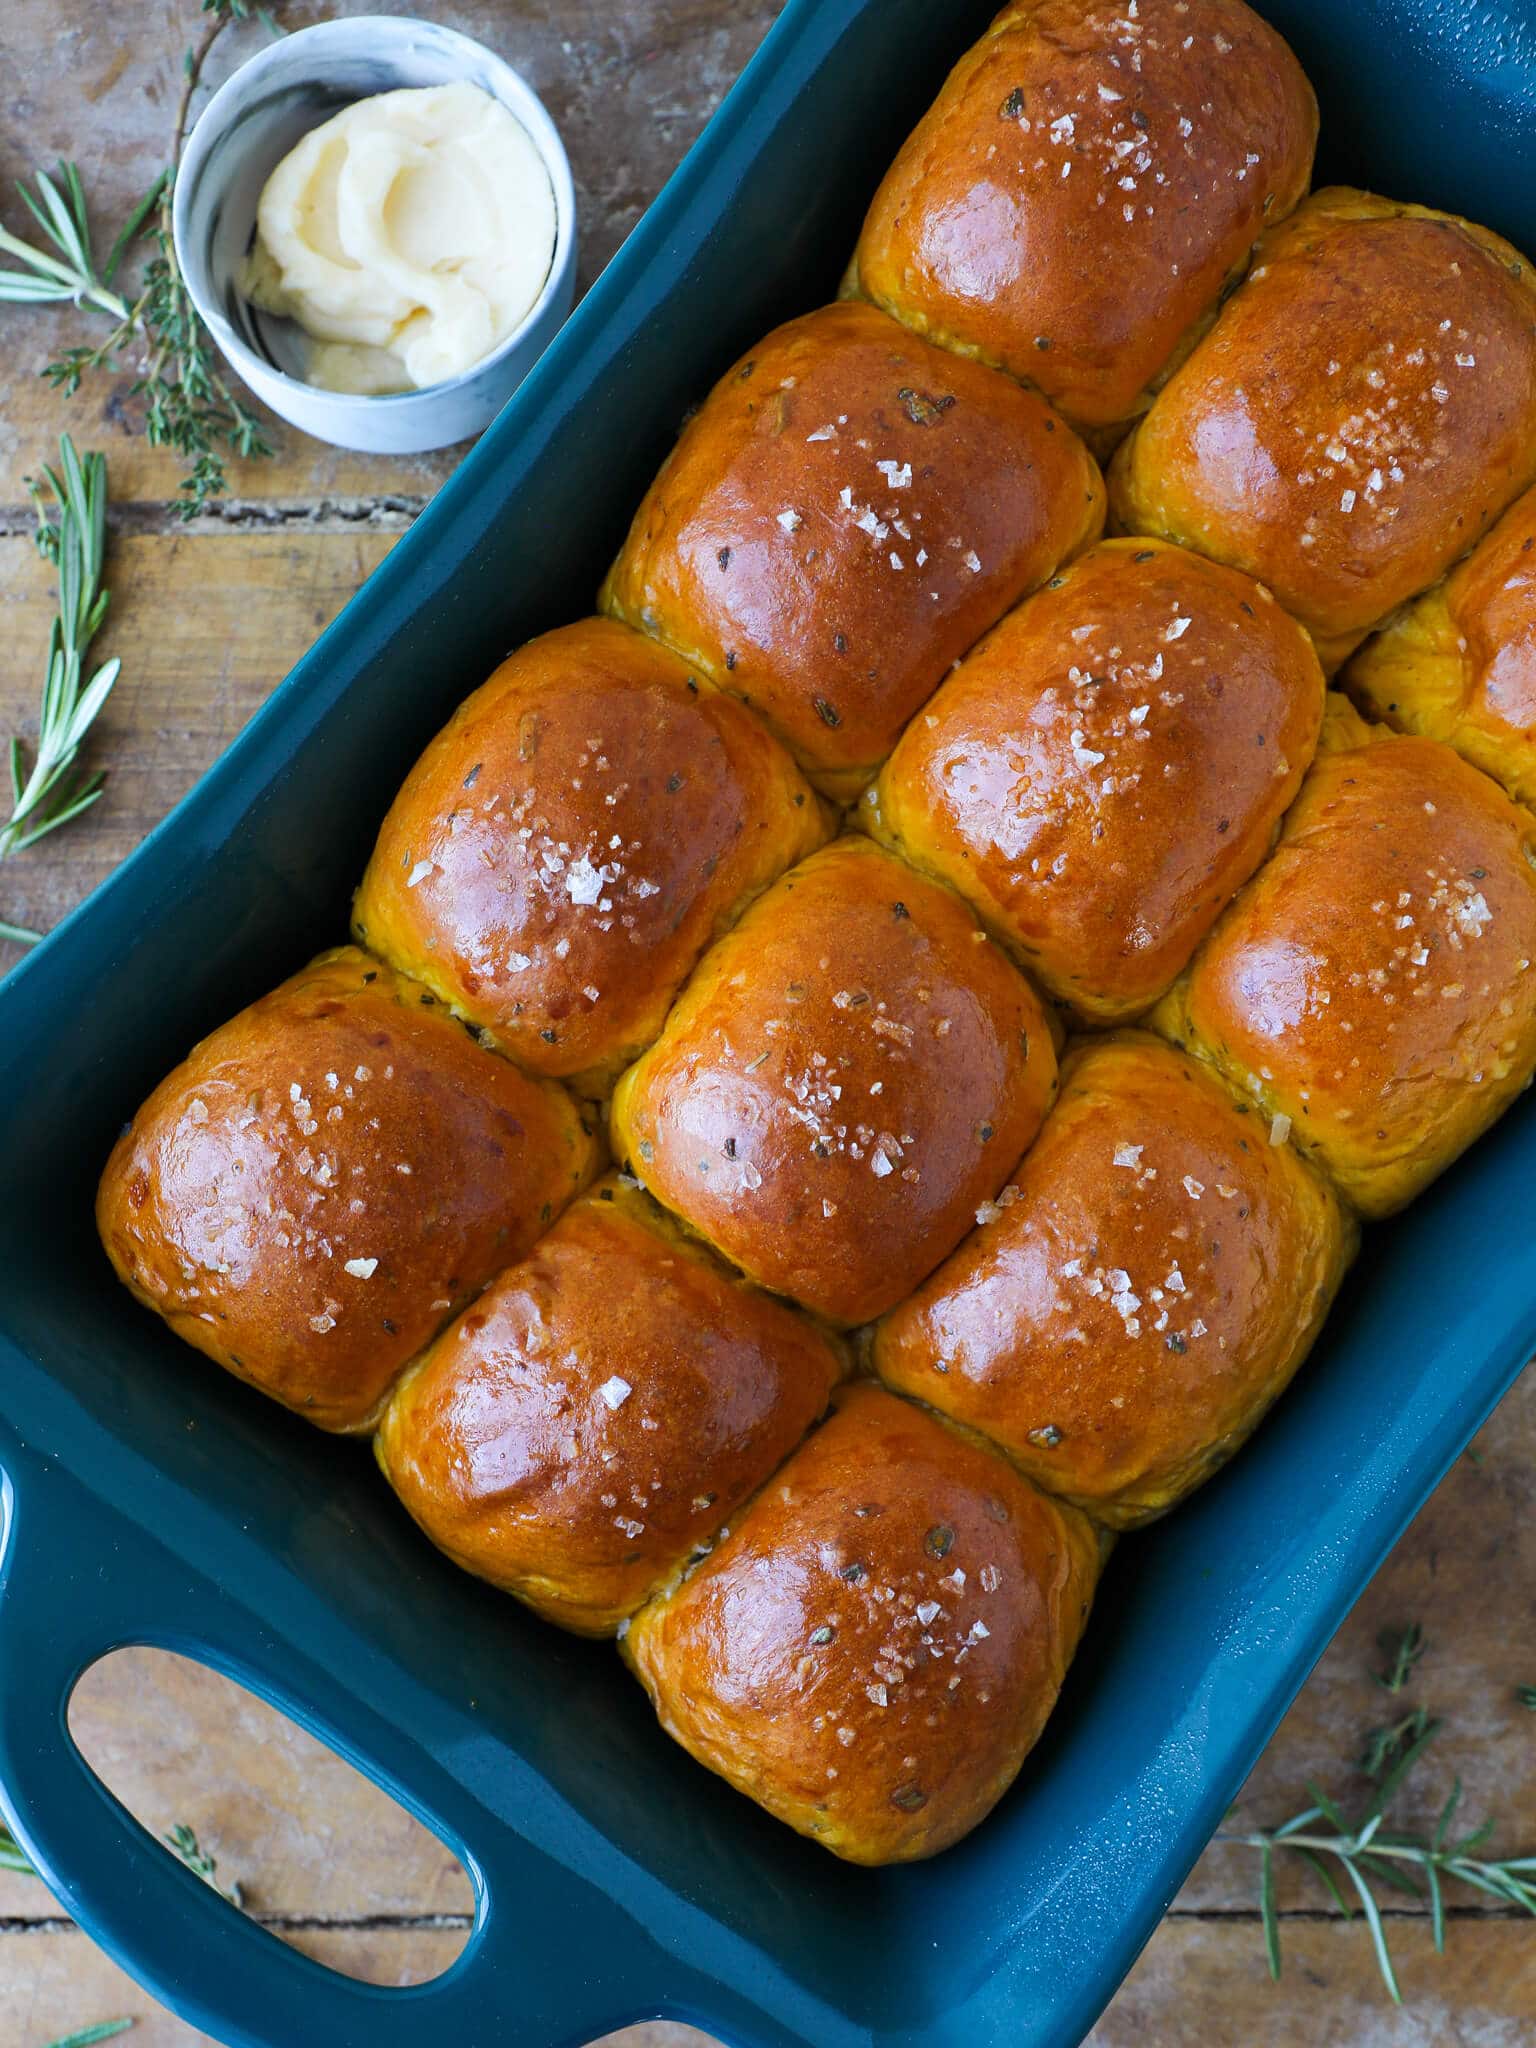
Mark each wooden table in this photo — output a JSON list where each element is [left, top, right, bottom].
[[1, 4, 1531, 2042]]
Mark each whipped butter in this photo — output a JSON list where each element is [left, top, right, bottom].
[[242, 82, 557, 395]]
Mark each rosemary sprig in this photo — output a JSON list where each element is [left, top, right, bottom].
[[1, 437, 120, 946], [1373, 1621, 1426, 1694], [0, 1820, 35, 1875], [1224, 1634, 1536, 2003], [0, 6, 278, 516]]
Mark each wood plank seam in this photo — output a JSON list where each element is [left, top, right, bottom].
[[0, 499, 428, 538]]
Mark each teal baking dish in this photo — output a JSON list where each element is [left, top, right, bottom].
[[2, 3, 1535, 2043]]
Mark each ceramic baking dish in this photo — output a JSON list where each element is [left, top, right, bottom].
[[2, 2, 1534, 2043]]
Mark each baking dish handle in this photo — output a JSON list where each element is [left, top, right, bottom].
[[0, 1453, 673, 2048]]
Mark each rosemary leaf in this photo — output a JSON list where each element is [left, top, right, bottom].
[[0, 1821, 35, 1875], [1373, 1621, 1426, 1695], [44, 2026, 135, 2048], [2, 437, 120, 943], [164, 1821, 244, 1907], [1217, 1652, 1536, 2005], [1259, 1840, 1280, 1981], [2, 5, 282, 515], [1341, 1855, 1402, 2004]]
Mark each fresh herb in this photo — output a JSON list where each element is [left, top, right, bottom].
[[0, 1819, 35, 1875], [1224, 1629, 1536, 2003], [0, 6, 280, 516], [1, 437, 121, 946], [1373, 1621, 1426, 1694], [1358, 1701, 1436, 1780], [1518, 1685, 1536, 1711], [164, 1820, 244, 1907]]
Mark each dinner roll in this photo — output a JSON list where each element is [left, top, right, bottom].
[[96, 948, 599, 1431], [375, 1175, 845, 1635], [601, 300, 1104, 798], [872, 1032, 1355, 1526], [623, 1381, 1101, 1864], [353, 618, 827, 1093], [1345, 482, 1536, 809], [862, 537, 1324, 1021], [852, 0, 1317, 449], [1110, 189, 1536, 670], [1153, 702, 1536, 1216], [610, 837, 1057, 1325]]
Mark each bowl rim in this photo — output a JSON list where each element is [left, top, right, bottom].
[[171, 13, 579, 415]]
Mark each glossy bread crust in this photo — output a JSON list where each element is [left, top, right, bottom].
[[1345, 482, 1536, 809], [601, 300, 1104, 797], [623, 1382, 1101, 1863], [853, 0, 1317, 445], [611, 838, 1057, 1325], [96, 948, 600, 1431], [1154, 704, 1536, 1217], [353, 618, 828, 1093], [376, 1177, 845, 1634], [1110, 189, 1536, 669], [872, 1032, 1355, 1526], [863, 538, 1324, 1020]]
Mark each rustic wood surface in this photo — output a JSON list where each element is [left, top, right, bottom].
[[1, 3, 1531, 2044]]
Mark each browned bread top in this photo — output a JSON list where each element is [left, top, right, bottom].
[[853, 0, 1317, 443], [1110, 189, 1536, 669], [1154, 705, 1536, 1216], [872, 1031, 1355, 1525], [602, 300, 1104, 797], [864, 537, 1324, 1020], [611, 837, 1057, 1325], [353, 617, 827, 1093], [1345, 481, 1536, 809], [96, 948, 599, 1431], [376, 1175, 845, 1635], [624, 1381, 1102, 1863]]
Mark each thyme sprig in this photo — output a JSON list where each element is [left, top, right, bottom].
[[1, 437, 120, 946], [164, 1821, 243, 1906], [0, 5, 278, 516], [1223, 1629, 1536, 2003]]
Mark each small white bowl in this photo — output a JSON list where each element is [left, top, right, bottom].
[[173, 16, 578, 455]]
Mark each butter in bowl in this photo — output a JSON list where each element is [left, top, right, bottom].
[[173, 17, 577, 454]]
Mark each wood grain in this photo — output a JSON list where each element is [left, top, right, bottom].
[[0, 1, 1531, 2044]]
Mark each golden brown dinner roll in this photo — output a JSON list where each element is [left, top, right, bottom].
[[862, 537, 1324, 1021], [851, 0, 1317, 448], [623, 1381, 1101, 1863], [1110, 189, 1536, 670], [601, 300, 1104, 798], [1345, 482, 1536, 809], [97, 948, 599, 1432], [872, 1033, 1355, 1527], [610, 837, 1057, 1325], [375, 1175, 845, 1634], [353, 618, 827, 1093], [1153, 702, 1536, 1217]]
